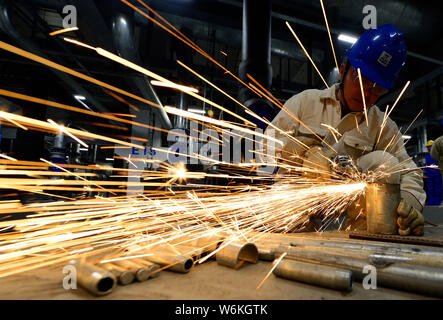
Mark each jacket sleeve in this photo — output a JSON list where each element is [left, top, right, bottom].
[[382, 120, 426, 211], [265, 92, 316, 163], [430, 136, 443, 165]]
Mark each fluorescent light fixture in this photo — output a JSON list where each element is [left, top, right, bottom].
[[150, 80, 199, 93], [79, 148, 88, 152], [74, 95, 86, 101], [188, 108, 206, 114], [105, 158, 115, 161], [338, 34, 358, 44], [402, 135, 412, 140]]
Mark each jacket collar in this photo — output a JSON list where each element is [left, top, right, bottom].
[[319, 83, 340, 101]]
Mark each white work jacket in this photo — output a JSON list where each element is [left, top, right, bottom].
[[267, 83, 425, 210], [431, 135, 443, 170]]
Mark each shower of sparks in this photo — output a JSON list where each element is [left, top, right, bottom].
[[357, 68, 369, 127], [49, 27, 79, 37], [319, 0, 339, 74], [256, 252, 287, 290], [375, 81, 411, 147], [150, 80, 199, 94], [0, 154, 17, 162], [286, 21, 329, 89], [0, 150, 369, 278], [0, 2, 422, 287], [47, 119, 89, 148]]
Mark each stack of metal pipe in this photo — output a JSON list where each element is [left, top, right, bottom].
[[256, 236, 443, 297]]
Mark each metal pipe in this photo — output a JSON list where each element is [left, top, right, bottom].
[[173, 245, 205, 261], [275, 246, 443, 298], [366, 183, 400, 234], [169, 233, 225, 257], [132, 259, 161, 278], [124, 243, 194, 273], [216, 243, 258, 268], [257, 245, 276, 261], [251, 233, 443, 258], [273, 259, 352, 292], [69, 260, 116, 296], [114, 260, 151, 282], [101, 263, 135, 286], [144, 251, 194, 273], [285, 243, 443, 269]]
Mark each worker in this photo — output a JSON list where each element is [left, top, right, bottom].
[[423, 140, 442, 206], [266, 24, 425, 236], [431, 135, 443, 184]]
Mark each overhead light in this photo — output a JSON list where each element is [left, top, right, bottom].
[[74, 95, 86, 101], [338, 34, 358, 44], [188, 108, 206, 114], [402, 135, 412, 140], [150, 80, 199, 94], [79, 148, 89, 152], [105, 158, 115, 161], [74, 95, 92, 111]]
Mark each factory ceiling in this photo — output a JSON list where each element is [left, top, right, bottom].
[[0, 0, 441, 144]]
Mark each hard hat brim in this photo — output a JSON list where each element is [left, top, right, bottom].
[[347, 55, 394, 90]]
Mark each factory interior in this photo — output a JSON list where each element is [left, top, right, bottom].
[[0, 0, 443, 304]]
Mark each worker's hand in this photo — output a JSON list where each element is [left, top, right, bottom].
[[302, 146, 332, 180], [397, 199, 425, 236]]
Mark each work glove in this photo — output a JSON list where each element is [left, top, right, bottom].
[[356, 151, 400, 184], [397, 199, 425, 236], [302, 145, 333, 180], [276, 137, 322, 175]]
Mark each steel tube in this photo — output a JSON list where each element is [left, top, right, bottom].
[[131, 259, 161, 279], [287, 244, 443, 269], [101, 263, 135, 286], [170, 233, 225, 254], [144, 252, 194, 273], [216, 243, 258, 268], [287, 238, 443, 258], [69, 260, 116, 296], [173, 245, 205, 261], [114, 260, 150, 282], [366, 183, 401, 234], [275, 246, 443, 297], [273, 259, 352, 291], [257, 246, 276, 261]]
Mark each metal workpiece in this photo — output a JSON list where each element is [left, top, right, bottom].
[[369, 263, 443, 298], [171, 234, 225, 255], [173, 245, 205, 261], [216, 243, 259, 268], [69, 260, 117, 296], [366, 183, 401, 234], [282, 238, 443, 269], [275, 246, 443, 298], [310, 244, 443, 269], [273, 259, 353, 292], [289, 237, 443, 259], [349, 232, 443, 248], [257, 246, 276, 261], [144, 251, 194, 273], [101, 263, 135, 286], [275, 246, 367, 274], [132, 259, 161, 278], [114, 260, 151, 282]]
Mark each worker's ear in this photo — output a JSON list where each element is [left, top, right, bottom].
[[339, 63, 345, 81]]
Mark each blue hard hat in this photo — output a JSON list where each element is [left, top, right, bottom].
[[346, 24, 407, 90]]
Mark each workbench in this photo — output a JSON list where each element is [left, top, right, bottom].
[[1, 224, 442, 300]]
